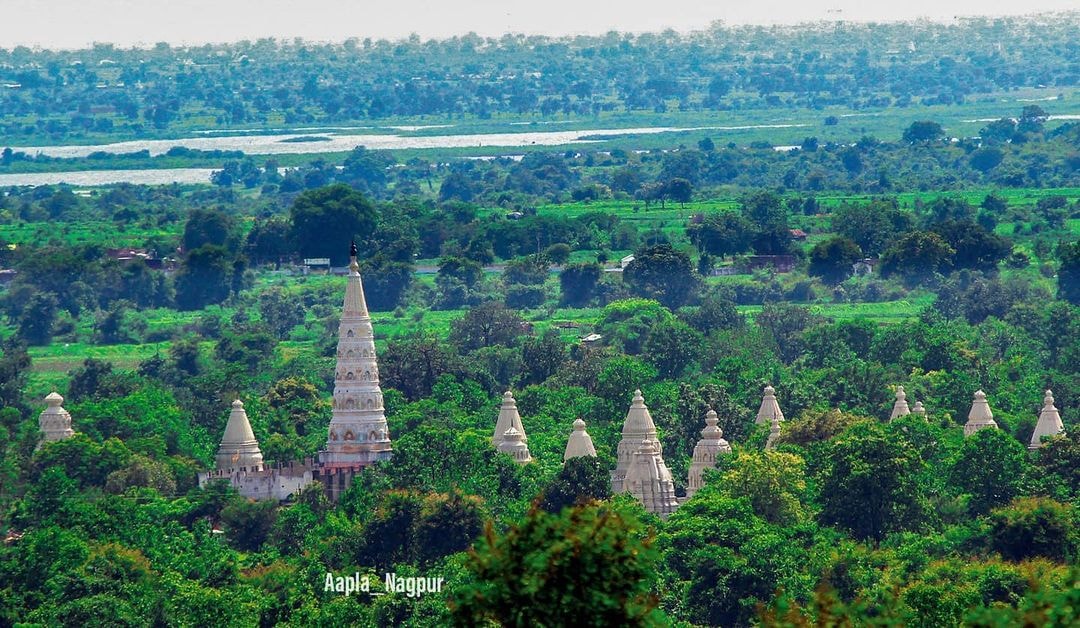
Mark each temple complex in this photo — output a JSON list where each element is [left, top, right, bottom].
[[563, 418, 597, 460], [963, 390, 999, 436], [37, 392, 75, 445], [179, 251, 1066, 511], [1030, 390, 1065, 449], [686, 409, 731, 499], [199, 243, 392, 501], [756, 385, 785, 425]]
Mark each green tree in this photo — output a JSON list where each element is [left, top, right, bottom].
[[687, 212, 753, 259], [450, 500, 663, 626], [257, 287, 305, 339], [183, 207, 236, 252], [903, 120, 945, 143], [987, 497, 1079, 562], [818, 422, 932, 541], [684, 287, 743, 334], [1057, 241, 1080, 305], [949, 428, 1031, 515], [543, 243, 571, 265], [380, 331, 462, 400], [0, 338, 31, 410], [642, 318, 703, 379], [520, 329, 566, 386], [17, 291, 58, 346], [539, 457, 612, 513], [289, 183, 377, 265], [740, 191, 792, 255], [825, 199, 911, 252], [717, 451, 808, 526], [879, 231, 955, 286], [808, 236, 863, 284], [448, 302, 525, 352], [175, 245, 236, 310], [930, 220, 1011, 272], [559, 262, 602, 307], [623, 244, 699, 309]]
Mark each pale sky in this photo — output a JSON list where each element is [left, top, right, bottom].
[[1, 0, 1078, 49]]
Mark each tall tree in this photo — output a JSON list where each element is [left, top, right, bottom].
[[818, 422, 933, 541], [450, 501, 663, 626], [289, 184, 377, 266], [1057, 241, 1080, 305], [808, 236, 863, 284], [623, 244, 699, 309]]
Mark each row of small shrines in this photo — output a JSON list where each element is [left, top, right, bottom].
[[35, 383, 1066, 516], [490, 384, 1068, 517]]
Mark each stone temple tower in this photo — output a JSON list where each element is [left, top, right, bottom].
[[216, 399, 264, 473], [38, 392, 75, 445], [756, 385, 785, 425], [1029, 390, 1065, 450], [623, 439, 680, 517], [963, 390, 999, 437], [323, 242, 393, 466], [493, 391, 527, 447], [612, 390, 662, 493], [889, 386, 911, 420], [686, 409, 731, 499]]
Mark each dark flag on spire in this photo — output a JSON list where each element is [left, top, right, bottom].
[[350, 240, 358, 258]]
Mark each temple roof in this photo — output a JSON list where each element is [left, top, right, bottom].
[[493, 391, 527, 446], [217, 399, 264, 471], [765, 415, 781, 451], [564, 418, 597, 460], [889, 386, 911, 420], [964, 390, 999, 436], [496, 426, 532, 463], [756, 385, 785, 424], [621, 389, 658, 436], [1030, 389, 1065, 449]]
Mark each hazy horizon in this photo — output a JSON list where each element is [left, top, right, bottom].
[[1, 0, 1078, 50]]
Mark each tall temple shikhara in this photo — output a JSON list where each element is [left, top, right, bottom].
[[197, 242, 392, 500], [322, 241, 393, 467]]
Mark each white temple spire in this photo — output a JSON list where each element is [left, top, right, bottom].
[[756, 385, 785, 425], [765, 415, 781, 451], [493, 391, 527, 447], [497, 426, 532, 464], [38, 392, 75, 446], [963, 390, 999, 437], [323, 241, 392, 466], [611, 389, 660, 493], [889, 386, 911, 420], [912, 401, 927, 419], [564, 418, 597, 461], [216, 399, 264, 473], [1029, 390, 1065, 450], [687, 409, 731, 498], [623, 439, 680, 516]]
